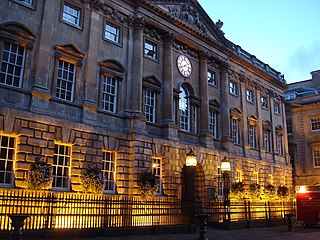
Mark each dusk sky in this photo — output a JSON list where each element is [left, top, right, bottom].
[[197, 0, 320, 83]]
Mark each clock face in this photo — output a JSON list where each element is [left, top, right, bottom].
[[177, 55, 192, 78]]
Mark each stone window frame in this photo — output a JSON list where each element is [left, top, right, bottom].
[[229, 80, 238, 96], [246, 88, 254, 103], [207, 69, 217, 87], [260, 95, 269, 110], [230, 108, 243, 145], [10, 0, 36, 9], [0, 22, 36, 90], [310, 117, 320, 132], [104, 20, 122, 46], [144, 38, 158, 61], [274, 101, 281, 115], [98, 59, 125, 115], [60, 0, 84, 29], [52, 143, 72, 191], [143, 75, 161, 124], [102, 151, 117, 193], [151, 157, 163, 195], [0, 134, 16, 187], [53, 44, 84, 103], [262, 121, 272, 152], [275, 125, 284, 155], [209, 99, 220, 139], [248, 115, 258, 149]]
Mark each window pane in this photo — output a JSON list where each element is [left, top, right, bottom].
[[56, 60, 75, 101]]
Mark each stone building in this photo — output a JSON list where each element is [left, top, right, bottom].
[[0, 0, 292, 205], [285, 70, 320, 186]]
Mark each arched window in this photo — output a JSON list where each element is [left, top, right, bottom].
[[179, 86, 190, 131]]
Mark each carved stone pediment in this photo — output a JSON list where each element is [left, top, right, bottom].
[[149, 0, 228, 45]]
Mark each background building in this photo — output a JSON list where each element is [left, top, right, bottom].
[[285, 70, 320, 186], [0, 0, 292, 209]]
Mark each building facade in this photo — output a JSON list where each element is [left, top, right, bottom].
[[0, 0, 292, 206], [285, 70, 320, 186]]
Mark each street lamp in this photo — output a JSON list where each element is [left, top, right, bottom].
[[221, 156, 231, 222]]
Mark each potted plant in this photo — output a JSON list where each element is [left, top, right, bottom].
[[248, 183, 261, 200], [230, 181, 246, 199], [263, 184, 276, 200], [80, 164, 106, 194], [26, 157, 53, 190], [137, 171, 160, 199], [277, 186, 289, 199]]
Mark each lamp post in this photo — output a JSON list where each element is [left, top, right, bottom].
[[185, 149, 197, 224], [221, 156, 231, 222]]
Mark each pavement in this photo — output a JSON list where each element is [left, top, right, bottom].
[[26, 225, 320, 240]]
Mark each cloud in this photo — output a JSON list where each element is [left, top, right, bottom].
[[285, 41, 320, 81]]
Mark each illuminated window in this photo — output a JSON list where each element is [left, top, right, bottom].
[[102, 76, 117, 113], [179, 86, 190, 132], [62, 2, 81, 27], [235, 170, 242, 182], [105, 22, 120, 43], [151, 158, 162, 195], [252, 172, 259, 184], [56, 60, 75, 102], [313, 148, 320, 167], [207, 70, 216, 86], [311, 118, 320, 131], [102, 152, 116, 193], [144, 89, 156, 123], [53, 144, 71, 189], [268, 174, 274, 185], [0, 42, 25, 88], [209, 111, 217, 138], [0, 135, 15, 186], [144, 40, 157, 60], [217, 168, 223, 197]]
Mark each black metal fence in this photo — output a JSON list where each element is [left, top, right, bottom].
[[206, 199, 295, 223], [0, 189, 295, 231]]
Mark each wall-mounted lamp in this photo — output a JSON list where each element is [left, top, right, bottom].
[[221, 156, 231, 173], [186, 149, 197, 167]]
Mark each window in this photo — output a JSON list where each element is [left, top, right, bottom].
[[179, 87, 190, 132], [144, 89, 156, 123], [229, 81, 237, 95], [209, 111, 217, 138], [268, 174, 274, 184], [151, 158, 162, 195], [18, 0, 33, 5], [287, 120, 292, 134], [276, 134, 283, 155], [0, 42, 25, 88], [285, 93, 296, 100], [52, 144, 71, 189], [62, 2, 81, 27], [193, 106, 198, 133], [248, 124, 256, 148], [217, 168, 223, 197], [274, 102, 280, 115], [252, 172, 259, 184], [261, 96, 268, 109], [102, 151, 116, 192], [313, 147, 320, 167], [263, 129, 271, 152], [0, 135, 15, 186], [311, 118, 320, 131], [102, 76, 117, 113], [232, 118, 240, 144], [246, 89, 254, 103], [235, 170, 242, 182], [105, 22, 120, 43], [56, 60, 75, 102], [144, 40, 157, 60], [207, 70, 216, 86]]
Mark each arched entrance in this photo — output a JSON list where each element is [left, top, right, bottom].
[[181, 164, 205, 223]]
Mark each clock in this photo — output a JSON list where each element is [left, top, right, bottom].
[[177, 55, 192, 78]]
